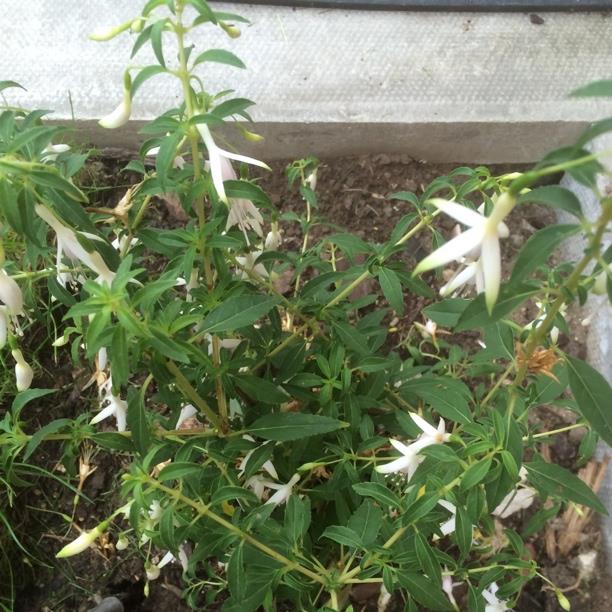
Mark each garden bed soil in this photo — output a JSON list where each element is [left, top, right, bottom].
[[7, 154, 610, 612]]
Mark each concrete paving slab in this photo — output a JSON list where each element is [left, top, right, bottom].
[[2, 3, 612, 161]]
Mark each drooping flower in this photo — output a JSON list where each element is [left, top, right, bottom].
[[35, 204, 115, 285], [99, 90, 132, 129], [375, 413, 450, 478], [0, 306, 8, 348], [492, 487, 536, 519], [90, 391, 128, 432], [196, 123, 270, 205], [116, 534, 129, 551], [483, 582, 511, 612], [175, 403, 198, 429], [264, 221, 282, 251], [236, 250, 268, 279], [263, 473, 300, 506], [41, 143, 70, 163], [0, 269, 24, 316], [245, 474, 269, 500], [415, 193, 515, 311], [12, 349, 33, 391], [56, 521, 108, 558]]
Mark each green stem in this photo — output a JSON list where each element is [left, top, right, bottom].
[[146, 478, 327, 585]]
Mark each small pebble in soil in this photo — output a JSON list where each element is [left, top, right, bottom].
[[88, 596, 124, 612], [529, 14, 545, 25]]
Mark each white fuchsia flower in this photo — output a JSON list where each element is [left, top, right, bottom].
[[263, 473, 301, 506], [115, 535, 129, 551], [442, 570, 461, 608], [0, 269, 24, 316], [483, 582, 511, 612], [12, 349, 33, 391], [436, 500, 457, 538], [264, 221, 282, 251], [245, 474, 269, 500], [375, 413, 450, 479], [56, 521, 108, 558], [238, 435, 278, 480], [196, 123, 270, 205], [415, 193, 515, 312], [0, 306, 8, 348], [99, 90, 132, 129], [90, 391, 128, 432], [492, 487, 536, 519], [236, 250, 268, 279], [35, 205, 115, 286]]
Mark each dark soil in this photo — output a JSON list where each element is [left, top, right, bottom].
[[6, 153, 609, 612]]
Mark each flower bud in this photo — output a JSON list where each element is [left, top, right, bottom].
[[555, 589, 571, 611], [115, 535, 129, 551], [0, 269, 24, 316], [221, 22, 241, 38], [145, 563, 160, 581], [12, 349, 33, 391], [131, 18, 145, 33], [592, 266, 611, 295], [56, 522, 107, 558], [306, 171, 317, 192], [89, 21, 131, 41], [99, 93, 132, 129], [264, 222, 282, 251]]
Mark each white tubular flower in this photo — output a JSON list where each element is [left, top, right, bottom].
[[264, 473, 300, 506], [483, 582, 511, 612], [145, 563, 161, 581], [0, 306, 8, 348], [415, 193, 515, 312], [236, 250, 268, 279], [492, 487, 536, 519], [89, 21, 131, 41], [56, 522, 107, 558], [12, 349, 33, 391], [41, 143, 70, 163], [377, 584, 392, 612], [442, 571, 461, 608], [148, 500, 163, 522], [0, 269, 24, 316], [99, 89, 132, 129], [376, 413, 450, 478], [35, 205, 115, 285], [440, 258, 483, 297], [238, 435, 278, 480], [175, 403, 198, 429], [116, 535, 129, 551], [264, 222, 282, 251], [226, 197, 264, 242], [196, 123, 270, 205], [90, 392, 128, 432]]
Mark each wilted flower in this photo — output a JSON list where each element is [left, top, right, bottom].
[[442, 570, 461, 608], [35, 205, 115, 285], [236, 250, 268, 279], [483, 582, 511, 612], [492, 487, 536, 519], [56, 521, 108, 558], [415, 193, 515, 311], [245, 474, 269, 500], [12, 349, 33, 391], [196, 123, 270, 205], [376, 413, 450, 479], [263, 473, 300, 506]]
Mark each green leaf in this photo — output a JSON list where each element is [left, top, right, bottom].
[[11, 388, 56, 418], [211, 486, 259, 507], [567, 356, 612, 446], [455, 505, 472, 557], [397, 572, 454, 611], [415, 533, 442, 584], [202, 295, 280, 333], [131, 65, 167, 97], [248, 413, 345, 442], [127, 391, 150, 455], [285, 496, 311, 544], [29, 169, 87, 203], [211, 97, 255, 119], [423, 298, 469, 328], [150, 18, 167, 67], [159, 505, 176, 550], [321, 525, 363, 549], [377, 268, 404, 314], [24, 419, 71, 460], [401, 376, 471, 424], [352, 482, 402, 508], [111, 326, 129, 388], [518, 185, 582, 218], [455, 286, 539, 331], [234, 376, 290, 404], [0, 80, 25, 93], [461, 457, 492, 490], [525, 460, 607, 514], [509, 224, 579, 285], [90, 432, 134, 452], [332, 321, 369, 356], [348, 500, 382, 546], [158, 462, 202, 482], [193, 48, 245, 69], [576, 117, 612, 149], [571, 80, 612, 97]]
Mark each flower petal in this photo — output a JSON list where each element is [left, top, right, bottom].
[[414, 226, 485, 275], [389, 438, 414, 456], [410, 413, 439, 438], [440, 263, 477, 296], [431, 199, 485, 228], [375, 455, 413, 474], [481, 233, 501, 313], [221, 148, 271, 171]]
